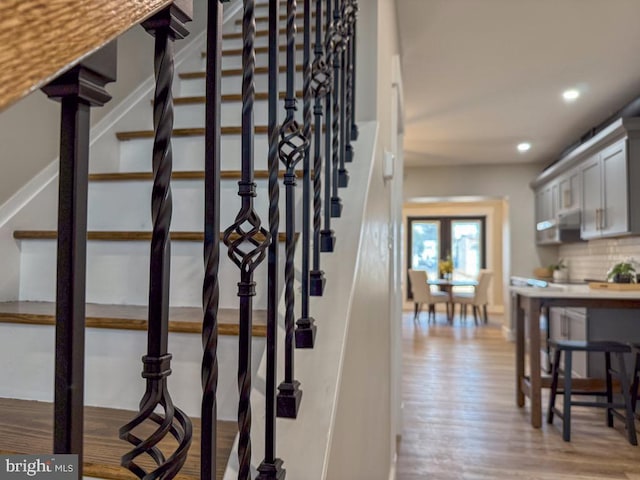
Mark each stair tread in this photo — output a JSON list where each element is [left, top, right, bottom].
[[223, 27, 312, 40], [235, 12, 314, 23], [179, 64, 302, 79], [13, 230, 290, 243], [116, 124, 321, 140], [0, 397, 235, 480], [215, 43, 303, 57], [89, 170, 304, 181], [171, 91, 300, 104], [0, 301, 267, 336]]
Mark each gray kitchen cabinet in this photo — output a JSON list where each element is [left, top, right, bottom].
[[558, 168, 580, 213], [580, 139, 631, 239], [548, 307, 587, 377]]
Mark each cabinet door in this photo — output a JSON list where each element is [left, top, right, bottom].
[[559, 170, 580, 212], [581, 155, 601, 239], [567, 309, 587, 377], [548, 308, 566, 341], [601, 140, 629, 237]]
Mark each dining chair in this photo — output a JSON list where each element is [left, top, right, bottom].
[[408, 269, 451, 323], [452, 269, 493, 325]]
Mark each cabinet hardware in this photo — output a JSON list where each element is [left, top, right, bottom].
[[595, 208, 601, 230]]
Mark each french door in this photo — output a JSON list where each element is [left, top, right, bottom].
[[407, 216, 486, 293]]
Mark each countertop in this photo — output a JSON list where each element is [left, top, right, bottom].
[[510, 283, 640, 299]]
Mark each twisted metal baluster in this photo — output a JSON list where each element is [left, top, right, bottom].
[[257, 0, 285, 478], [295, 0, 317, 347], [330, 0, 345, 217], [277, 0, 309, 419], [222, 1, 270, 478], [309, 0, 330, 294], [350, 0, 359, 141], [319, 0, 336, 252], [120, 6, 193, 480], [336, 0, 349, 187], [201, 1, 228, 479], [344, 0, 356, 163]]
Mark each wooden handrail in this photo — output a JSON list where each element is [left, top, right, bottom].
[[0, 0, 174, 112]]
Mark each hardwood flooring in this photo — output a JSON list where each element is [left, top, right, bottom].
[[396, 313, 640, 479]]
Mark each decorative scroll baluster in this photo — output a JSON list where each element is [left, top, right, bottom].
[[222, 1, 270, 478], [119, 5, 193, 480], [42, 42, 116, 474], [344, 0, 356, 163], [201, 1, 228, 479], [350, 0, 359, 141], [337, 0, 349, 187], [330, 0, 344, 216], [319, 0, 336, 252], [309, 0, 329, 294], [257, 0, 286, 478], [295, 0, 317, 347], [277, 0, 309, 419]]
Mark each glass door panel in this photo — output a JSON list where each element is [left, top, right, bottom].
[[451, 219, 482, 292], [410, 220, 440, 282]]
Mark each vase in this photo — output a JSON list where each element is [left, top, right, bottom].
[[552, 269, 568, 283], [613, 273, 632, 284]]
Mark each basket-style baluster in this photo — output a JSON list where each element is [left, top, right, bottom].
[[320, 0, 336, 252], [310, 0, 330, 294], [295, 0, 317, 347], [119, 5, 193, 480], [277, 0, 309, 419], [222, 0, 270, 478], [257, 0, 286, 477], [42, 41, 117, 476]]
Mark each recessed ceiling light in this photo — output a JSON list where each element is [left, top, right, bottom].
[[562, 89, 580, 102], [517, 142, 531, 153]]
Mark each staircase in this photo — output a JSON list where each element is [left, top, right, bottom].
[[0, 2, 307, 478]]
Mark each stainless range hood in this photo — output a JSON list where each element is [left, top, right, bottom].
[[536, 210, 583, 244]]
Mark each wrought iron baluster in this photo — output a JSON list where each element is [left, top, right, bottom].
[[320, 0, 336, 252], [257, 0, 285, 478], [337, 0, 349, 187], [344, 0, 355, 163], [222, 1, 270, 478], [350, 0, 359, 141], [330, 0, 344, 216], [120, 5, 193, 480], [42, 41, 116, 475], [295, 0, 317, 347], [277, 0, 309, 419], [202, 1, 228, 479], [309, 0, 330, 294]]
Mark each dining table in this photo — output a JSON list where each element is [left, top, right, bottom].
[[427, 278, 478, 322]]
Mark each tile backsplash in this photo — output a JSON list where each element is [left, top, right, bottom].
[[559, 237, 640, 281]]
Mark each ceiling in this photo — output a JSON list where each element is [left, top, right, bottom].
[[397, 0, 640, 168]]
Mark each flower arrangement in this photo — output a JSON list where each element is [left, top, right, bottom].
[[439, 254, 453, 277], [607, 258, 638, 283]]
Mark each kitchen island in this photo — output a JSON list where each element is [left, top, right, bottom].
[[511, 284, 640, 428]]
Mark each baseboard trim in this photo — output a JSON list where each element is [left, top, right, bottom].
[[503, 325, 514, 341]]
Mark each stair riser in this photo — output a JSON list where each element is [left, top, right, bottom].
[[174, 99, 304, 128], [218, 49, 304, 70], [180, 70, 302, 96], [87, 179, 302, 231], [19, 240, 285, 309], [119, 135, 275, 171], [0, 323, 264, 420], [221, 30, 308, 50]]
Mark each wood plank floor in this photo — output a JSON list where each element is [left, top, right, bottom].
[[396, 313, 640, 479], [0, 398, 235, 480]]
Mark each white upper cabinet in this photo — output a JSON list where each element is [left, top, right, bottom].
[[557, 168, 580, 213]]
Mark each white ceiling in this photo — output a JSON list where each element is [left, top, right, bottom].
[[397, 0, 640, 168]]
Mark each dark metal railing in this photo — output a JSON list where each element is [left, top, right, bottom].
[[42, 40, 117, 477], [119, 4, 193, 480], [32, 0, 360, 477]]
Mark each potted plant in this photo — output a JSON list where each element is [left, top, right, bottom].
[[549, 259, 568, 283], [607, 260, 637, 284]]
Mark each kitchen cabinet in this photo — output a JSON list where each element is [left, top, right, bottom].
[[557, 168, 580, 213], [548, 308, 587, 376], [580, 139, 629, 239]]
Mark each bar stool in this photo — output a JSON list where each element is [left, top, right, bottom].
[[547, 339, 637, 445]]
